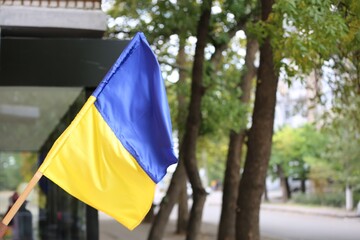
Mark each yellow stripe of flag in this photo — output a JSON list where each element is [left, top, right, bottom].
[[39, 97, 156, 230]]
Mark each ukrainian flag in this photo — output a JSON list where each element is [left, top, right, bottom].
[[38, 32, 178, 230]]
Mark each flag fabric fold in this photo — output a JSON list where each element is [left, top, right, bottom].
[[38, 32, 177, 230]]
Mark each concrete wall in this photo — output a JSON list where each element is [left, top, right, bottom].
[[0, 5, 107, 31]]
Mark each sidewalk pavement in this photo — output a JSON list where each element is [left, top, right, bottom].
[[99, 196, 359, 240], [261, 202, 359, 218], [99, 217, 218, 240]]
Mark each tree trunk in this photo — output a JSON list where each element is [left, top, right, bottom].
[[218, 131, 243, 240], [149, 2, 214, 238], [285, 177, 291, 200], [176, 35, 189, 235], [148, 161, 186, 240], [182, 1, 213, 239], [277, 164, 291, 202], [236, 0, 278, 239], [177, 180, 189, 234], [301, 178, 306, 193], [263, 178, 269, 202], [218, 38, 258, 240]]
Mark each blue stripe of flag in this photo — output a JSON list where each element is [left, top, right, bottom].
[[92, 32, 177, 183]]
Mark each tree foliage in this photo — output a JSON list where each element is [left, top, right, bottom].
[[270, 125, 329, 194], [0, 152, 36, 191], [266, 0, 360, 200], [323, 109, 360, 190], [270, 0, 349, 77]]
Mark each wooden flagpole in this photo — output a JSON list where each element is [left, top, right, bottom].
[[0, 171, 43, 238]]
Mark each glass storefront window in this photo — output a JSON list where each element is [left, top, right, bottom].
[[0, 87, 88, 239]]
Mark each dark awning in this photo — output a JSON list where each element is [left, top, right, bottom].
[[0, 37, 129, 87]]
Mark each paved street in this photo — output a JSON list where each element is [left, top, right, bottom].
[[260, 209, 360, 240], [100, 191, 360, 240], [202, 191, 360, 240]]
